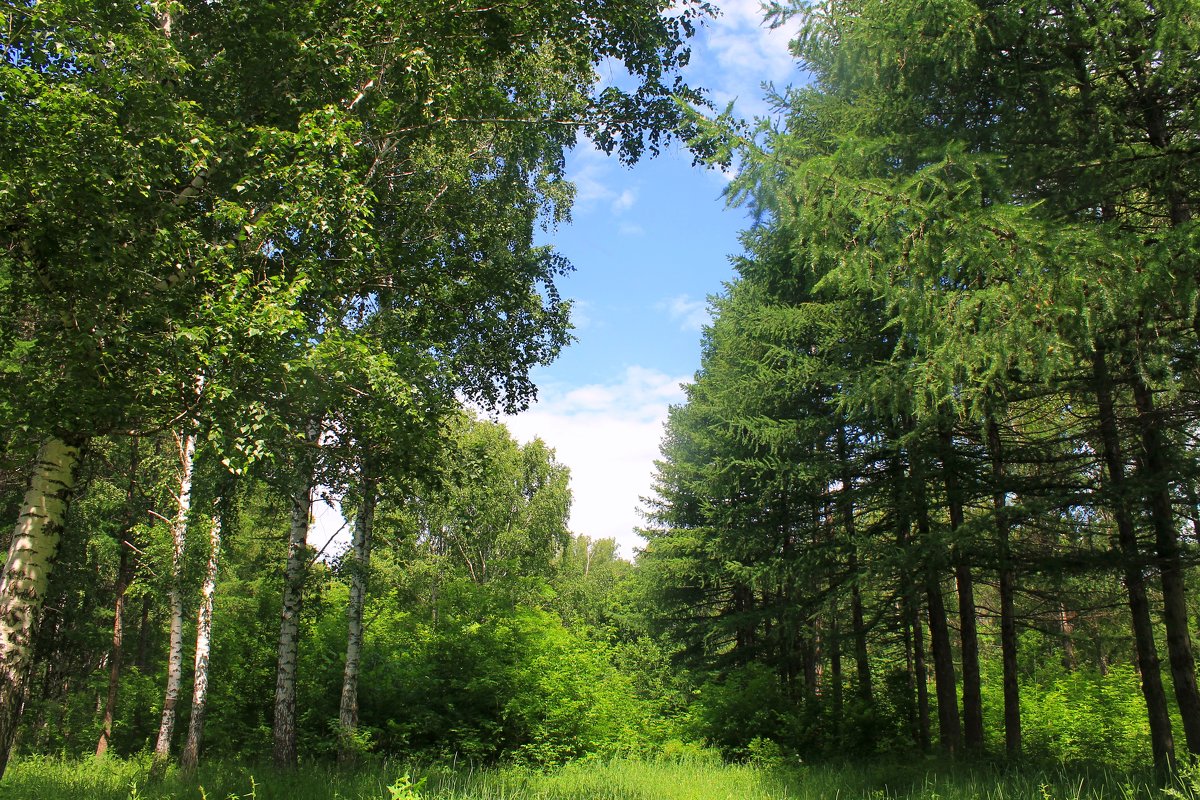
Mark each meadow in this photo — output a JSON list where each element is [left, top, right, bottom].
[[0, 754, 1187, 800]]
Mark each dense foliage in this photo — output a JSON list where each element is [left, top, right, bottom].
[[642, 0, 1200, 775], [4, 0, 1200, 790]]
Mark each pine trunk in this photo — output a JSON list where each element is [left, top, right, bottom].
[[986, 416, 1021, 758], [338, 476, 376, 764], [181, 509, 222, 771], [1132, 375, 1200, 757], [153, 430, 197, 771], [1092, 345, 1176, 774], [941, 427, 983, 750], [0, 436, 84, 779], [910, 604, 931, 751], [912, 454, 961, 755], [836, 424, 872, 701], [893, 453, 929, 750], [828, 600, 843, 723]]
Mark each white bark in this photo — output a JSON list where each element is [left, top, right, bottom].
[[337, 477, 376, 763], [0, 436, 83, 778], [272, 417, 320, 768], [153, 429, 196, 767], [181, 508, 222, 771]]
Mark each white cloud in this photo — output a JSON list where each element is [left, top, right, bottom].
[[689, 0, 804, 120], [505, 366, 689, 556], [611, 188, 638, 214], [568, 147, 643, 220], [572, 159, 617, 208], [657, 293, 711, 332], [568, 297, 595, 330]]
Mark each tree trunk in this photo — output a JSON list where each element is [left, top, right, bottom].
[[911, 451, 961, 755], [941, 426, 983, 750], [828, 599, 843, 724], [153, 430, 197, 772], [181, 509, 222, 771], [925, 571, 961, 755], [1058, 604, 1077, 671], [836, 423, 872, 701], [1092, 344, 1176, 774], [273, 419, 320, 769], [0, 436, 84, 779], [96, 527, 135, 757], [801, 635, 818, 699], [338, 475, 376, 765], [1132, 374, 1200, 757], [986, 416, 1021, 758], [910, 603, 931, 751], [893, 452, 929, 750], [97, 435, 140, 758]]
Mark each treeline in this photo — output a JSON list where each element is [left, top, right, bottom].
[[642, 0, 1200, 774], [0, 0, 710, 780], [5, 417, 669, 768]]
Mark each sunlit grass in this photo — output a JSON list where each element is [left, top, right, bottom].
[[0, 752, 1172, 800]]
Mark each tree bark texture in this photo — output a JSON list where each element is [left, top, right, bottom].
[[273, 418, 320, 768], [181, 509, 222, 771], [338, 476, 376, 764], [836, 424, 872, 702], [910, 603, 931, 751], [828, 599, 843, 722], [1092, 345, 1176, 774], [153, 430, 197, 770], [941, 427, 984, 750], [0, 436, 83, 779], [1131, 375, 1200, 757], [96, 528, 135, 757], [986, 415, 1021, 758]]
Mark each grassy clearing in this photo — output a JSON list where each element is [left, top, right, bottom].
[[0, 754, 1183, 800]]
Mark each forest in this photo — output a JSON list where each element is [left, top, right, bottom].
[[2, 0, 1200, 798]]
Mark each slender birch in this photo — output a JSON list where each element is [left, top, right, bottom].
[[272, 418, 321, 768], [181, 506, 223, 771], [153, 430, 197, 769], [338, 474, 377, 764]]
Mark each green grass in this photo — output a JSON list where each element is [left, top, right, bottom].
[[0, 753, 1180, 800]]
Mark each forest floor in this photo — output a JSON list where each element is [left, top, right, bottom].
[[0, 753, 1187, 800]]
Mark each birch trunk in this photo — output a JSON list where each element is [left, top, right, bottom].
[[272, 419, 320, 768], [338, 476, 376, 764], [0, 436, 84, 779], [181, 509, 222, 771], [153, 430, 197, 770]]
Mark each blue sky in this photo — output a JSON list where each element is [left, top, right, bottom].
[[504, 1, 805, 555]]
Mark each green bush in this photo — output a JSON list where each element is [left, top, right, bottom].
[[686, 663, 801, 760], [981, 652, 1152, 769]]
